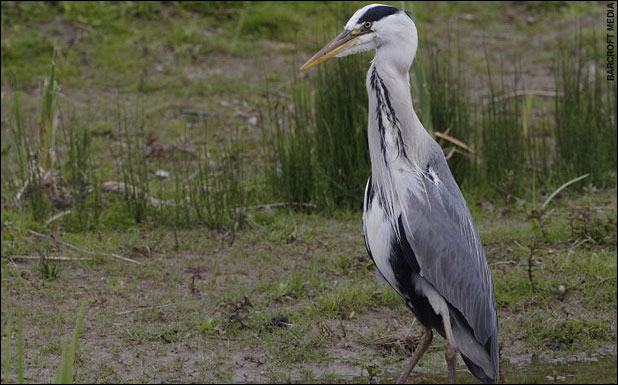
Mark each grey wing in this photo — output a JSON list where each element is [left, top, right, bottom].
[[401, 145, 499, 369]]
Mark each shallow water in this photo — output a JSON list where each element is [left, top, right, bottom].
[[499, 357, 617, 384], [349, 355, 617, 384]]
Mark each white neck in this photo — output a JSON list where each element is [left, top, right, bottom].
[[364, 43, 434, 231], [367, 50, 431, 173]]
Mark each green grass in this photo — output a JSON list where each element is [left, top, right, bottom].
[[555, 31, 617, 185], [477, 55, 527, 197], [2, 310, 13, 382], [262, 76, 316, 207], [55, 301, 87, 384], [314, 55, 370, 210], [521, 315, 611, 352], [16, 306, 24, 384], [262, 52, 371, 210], [0, 300, 88, 384], [421, 39, 476, 184]]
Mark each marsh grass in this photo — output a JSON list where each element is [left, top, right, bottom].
[[9, 74, 27, 184], [2, 310, 12, 382], [16, 306, 24, 384], [1, 307, 25, 384], [314, 55, 370, 210], [262, 54, 370, 211], [38, 49, 59, 172], [262, 77, 316, 207], [6, 52, 100, 228], [422, 40, 477, 185], [9, 72, 51, 222], [115, 103, 151, 224], [0, 302, 88, 383], [27, 158, 52, 223], [480, 61, 526, 197], [62, 107, 102, 231], [555, 31, 617, 185], [55, 301, 87, 384], [39, 252, 63, 280], [179, 126, 246, 228], [114, 106, 246, 229], [5, 51, 247, 232]]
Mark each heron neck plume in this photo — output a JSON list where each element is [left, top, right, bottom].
[[365, 40, 433, 235], [367, 45, 430, 174]]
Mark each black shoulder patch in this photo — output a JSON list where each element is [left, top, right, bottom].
[[358, 5, 399, 23]]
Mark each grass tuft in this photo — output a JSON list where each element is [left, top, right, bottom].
[[555, 31, 617, 185], [55, 301, 87, 384], [2, 310, 13, 383], [314, 56, 370, 210]]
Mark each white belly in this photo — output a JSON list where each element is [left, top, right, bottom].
[[363, 193, 398, 289]]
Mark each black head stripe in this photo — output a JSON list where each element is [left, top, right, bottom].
[[357, 5, 399, 23]]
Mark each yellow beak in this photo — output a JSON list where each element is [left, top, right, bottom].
[[300, 30, 360, 71]]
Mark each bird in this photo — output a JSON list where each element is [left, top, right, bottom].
[[300, 4, 499, 384]]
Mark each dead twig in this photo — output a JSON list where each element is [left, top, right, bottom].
[[245, 202, 318, 210], [3, 255, 88, 262], [372, 332, 420, 355], [493, 260, 517, 266], [483, 89, 562, 104], [45, 210, 72, 225], [444, 146, 457, 160], [434, 131, 475, 154], [115, 303, 175, 316], [27, 229, 142, 265], [180, 108, 215, 117]]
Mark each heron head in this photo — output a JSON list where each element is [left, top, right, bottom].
[[300, 4, 417, 71]]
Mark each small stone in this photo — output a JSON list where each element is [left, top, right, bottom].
[[558, 284, 566, 295]]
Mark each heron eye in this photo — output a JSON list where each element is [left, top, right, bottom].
[[363, 21, 372, 30]]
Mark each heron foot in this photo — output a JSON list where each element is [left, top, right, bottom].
[[396, 326, 433, 384], [445, 343, 457, 384]]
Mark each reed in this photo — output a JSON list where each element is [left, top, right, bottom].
[[555, 31, 617, 185]]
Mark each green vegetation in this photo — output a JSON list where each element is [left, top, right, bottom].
[[263, 76, 316, 207], [313, 56, 371, 209], [263, 55, 371, 210], [1, 306, 26, 384], [422, 40, 475, 183], [555, 31, 617, 184], [2, 303, 88, 384], [1, 1, 616, 383], [55, 301, 87, 384]]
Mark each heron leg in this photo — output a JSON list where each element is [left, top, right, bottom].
[[442, 314, 458, 384], [396, 325, 433, 384], [445, 342, 457, 384]]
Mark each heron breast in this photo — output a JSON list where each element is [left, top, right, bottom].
[[363, 194, 398, 288]]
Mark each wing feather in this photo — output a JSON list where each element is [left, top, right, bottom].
[[400, 145, 499, 373]]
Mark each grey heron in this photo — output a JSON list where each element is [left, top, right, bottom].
[[301, 4, 499, 384]]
